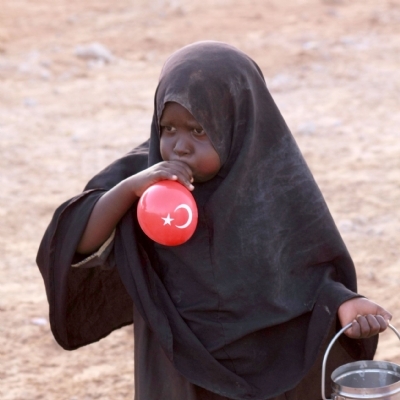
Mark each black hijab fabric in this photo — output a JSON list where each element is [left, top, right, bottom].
[[37, 42, 377, 399]]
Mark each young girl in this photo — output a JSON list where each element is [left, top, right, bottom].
[[37, 41, 392, 400]]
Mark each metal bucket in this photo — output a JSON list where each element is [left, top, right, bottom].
[[322, 323, 400, 400]]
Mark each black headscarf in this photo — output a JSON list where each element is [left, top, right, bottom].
[[37, 41, 376, 399]]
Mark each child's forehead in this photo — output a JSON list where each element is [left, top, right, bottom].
[[160, 101, 202, 125]]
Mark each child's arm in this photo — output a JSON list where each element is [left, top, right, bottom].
[[338, 297, 392, 338], [76, 160, 194, 254]]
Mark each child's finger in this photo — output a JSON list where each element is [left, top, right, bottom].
[[164, 161, 193, 178], [176, 177, 194, 191], [166, 163, 194, 190], [376, 306, 392, 325], [375, 314, 390, 332], [364, 314, 381, 336], [349, 315, 388, 338], [160, 172, 194, 190], [166, 171, 194, 190], [355, 315, 370, 337], [154, 162, 194, 188], [347, 320, 361, 338]]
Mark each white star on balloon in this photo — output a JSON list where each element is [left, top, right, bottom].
[[162, 213, 174, 225]]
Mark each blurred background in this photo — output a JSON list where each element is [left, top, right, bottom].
[[1, 0, 399, 398]]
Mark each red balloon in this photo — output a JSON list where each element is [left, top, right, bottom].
[[137, 181, 198, 246]]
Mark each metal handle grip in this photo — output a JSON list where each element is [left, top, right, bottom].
[[321, 323, 400, 400]]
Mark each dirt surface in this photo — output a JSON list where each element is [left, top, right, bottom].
[[1, 0, 399, 399]]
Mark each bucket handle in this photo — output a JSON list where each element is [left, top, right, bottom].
[[321, 322, 400, 400]]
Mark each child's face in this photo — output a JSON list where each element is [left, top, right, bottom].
[[160, 102, 221, 183]]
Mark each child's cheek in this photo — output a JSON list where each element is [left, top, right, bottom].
[[159, 137, 170, 161]]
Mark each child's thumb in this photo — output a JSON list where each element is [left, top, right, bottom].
[[378, 307, 393, 325]]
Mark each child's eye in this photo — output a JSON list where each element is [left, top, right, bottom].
[[192, 128, 205, 136], [161, 126, 176, 134]]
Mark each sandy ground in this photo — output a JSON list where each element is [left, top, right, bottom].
[[1, 0, 399, 398]]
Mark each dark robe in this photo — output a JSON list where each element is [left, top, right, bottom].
[[37, 41, 377, 400]]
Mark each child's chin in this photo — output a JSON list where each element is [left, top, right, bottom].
[[193, 174, 217, 183]]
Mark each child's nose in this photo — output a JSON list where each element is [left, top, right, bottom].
[[173, 134, 191, 157]]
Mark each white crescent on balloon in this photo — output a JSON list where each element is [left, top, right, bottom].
[[174, 204, 193, 229]]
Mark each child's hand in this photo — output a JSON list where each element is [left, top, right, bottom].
[[338, 297, 392, 338], [128, 160, 194, 197]]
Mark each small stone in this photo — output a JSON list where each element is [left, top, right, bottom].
[[75, 42, 114, 63], [302, 41, 319, 50], [338, 219, 353, 233], [23, 98, 37, 107], [30, 317, 48, 326], [268, 73, 295, 91], [297, 121, 316, 136]]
